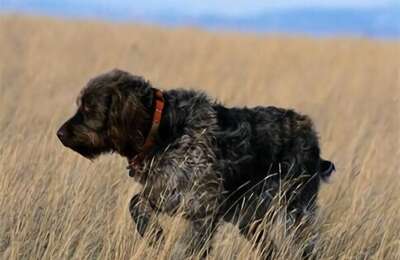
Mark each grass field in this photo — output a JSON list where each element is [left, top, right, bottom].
[[0, 15, 399, 259]]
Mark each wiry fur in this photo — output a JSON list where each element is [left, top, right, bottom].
[[57, 69, 335, 258]]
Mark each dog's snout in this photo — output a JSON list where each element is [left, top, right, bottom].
[[57, 127, 67, 141], [57, 129, 64, 138]]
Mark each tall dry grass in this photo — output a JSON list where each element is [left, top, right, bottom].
[[0, 15, 399, 259]]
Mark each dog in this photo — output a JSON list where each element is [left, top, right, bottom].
[[57, 69, 335, 258]]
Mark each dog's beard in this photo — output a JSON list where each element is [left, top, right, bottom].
[[67, 144, 110, 160]]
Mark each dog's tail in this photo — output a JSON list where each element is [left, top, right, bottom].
[[319, 158, 335, 182]]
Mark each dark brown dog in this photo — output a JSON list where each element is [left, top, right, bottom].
[[57, 69, 334, 258]]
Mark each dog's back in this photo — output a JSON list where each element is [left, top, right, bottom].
[[213, 104, 334, 214]]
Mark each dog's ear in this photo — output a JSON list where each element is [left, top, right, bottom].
[[108, 89, 123, 128], [104, 71, 154, 154], [140, 87, 154, 109], [111, 70, 154, 109], [124, 74, 154, 110], [107, 87, 151, 145]]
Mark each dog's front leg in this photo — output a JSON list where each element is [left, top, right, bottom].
[[129, 194, 164, 245]]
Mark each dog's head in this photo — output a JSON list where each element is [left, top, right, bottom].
[[57, 69, 154, 159]]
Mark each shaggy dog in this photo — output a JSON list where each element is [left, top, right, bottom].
[[57, 69, 334, 258]]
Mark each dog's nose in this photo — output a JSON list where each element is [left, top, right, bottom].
[[57, 128, 66, 140]]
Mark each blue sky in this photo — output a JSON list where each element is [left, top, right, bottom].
[[2, 0, 398, 16], [1, 0, 399, 38], [130, 0, 398, 16]]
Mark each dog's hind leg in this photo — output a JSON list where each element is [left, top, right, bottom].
[[129, 194, 164, 246], [233, 194, 277, 260]]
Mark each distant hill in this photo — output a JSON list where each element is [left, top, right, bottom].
[[1, 2, 399, 38]]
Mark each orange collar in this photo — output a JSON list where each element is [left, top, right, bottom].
[[127, 88, 165, 175]]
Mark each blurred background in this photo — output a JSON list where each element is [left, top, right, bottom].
[[1, 0, 400, 38], [1, 1, 399, 260]]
